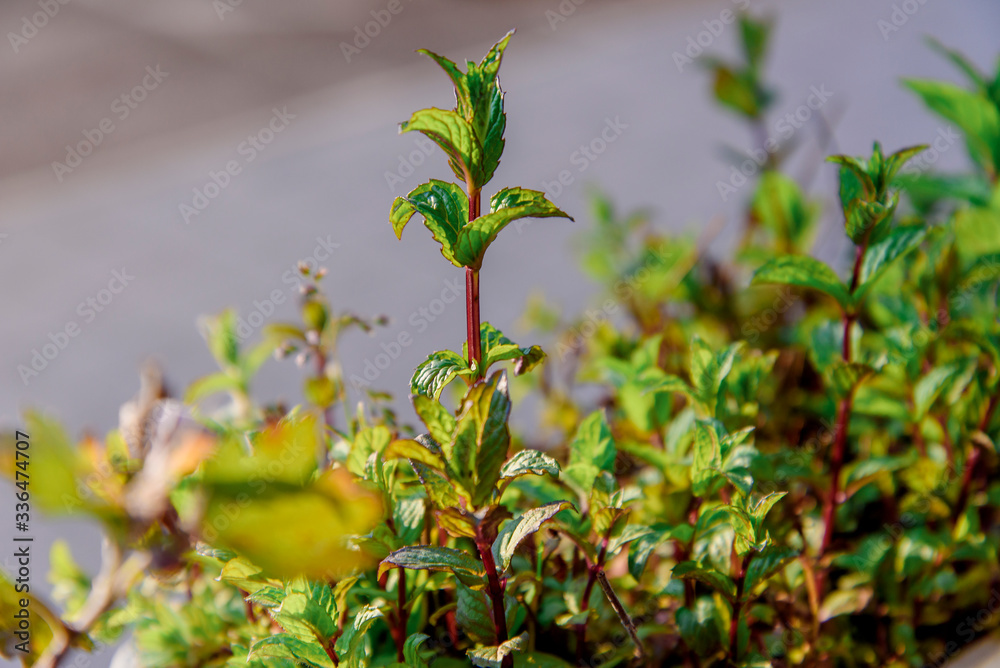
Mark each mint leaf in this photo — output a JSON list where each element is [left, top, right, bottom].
[[468, 633, 528, 668], [447, 371, 512, 507], [562, 411, 616, 492], [854, 224, 926, 299], [455, 190, 571, 269], [391, 180, 469, 266], [379, 546, 485, 587], [493, 501, 573, 570], [411, 350, 472, 399], [904, 78, 1000, 174], [672, 561, 737, 601], [752, 255, 850, 309], [401, 108, 485, 188], [500, 449, 561, 480]]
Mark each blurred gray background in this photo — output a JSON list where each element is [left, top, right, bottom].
[[2, 0, 999, 665]]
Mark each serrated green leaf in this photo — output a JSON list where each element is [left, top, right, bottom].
[[404, 633, 432, 668], [904, 78, 1000, 174], [606, 523, 655, 556], [672, 562, 737, 601], [628, 525, 693, 580], [274, 583, 338, 646], [447, 371, 511, 507], [468, 633, 528, 667], [457, 582, 498, 644], [418, 31, 513, 189], [411, 350, 472, 399], [493, 501, 573, 570], [411, 459, 463, 507], [743, 545, 798, 597], [752, 255, 850, 309], [688, 338, 743, 416], [562, 411, 616, 492], [722, 468, 754, 497], [692, 421, 722, 496], [335, 604, 384, 668], [347, 424, 392, 478], [455, 191, 571, 269], [390, 180, 469, 266], [478, 322, 547, 377], [723, 505, 757, 556], [885, 144, 929, 184], [384, 438, 445, 469], [401, 108, 485, 188], [412, 394, 455, 446], [249, 634, 335, 668], [379, 546, 485, 588], [218, 556, 274, 595], [749, 492, 787, 526], [855, 225, 926, 299], [500, 449, 561, 480]]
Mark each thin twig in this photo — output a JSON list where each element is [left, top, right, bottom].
[[596, 570, 646, 661]]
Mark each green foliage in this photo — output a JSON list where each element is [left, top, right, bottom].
[[703, 14, 774, 120], [392, 34, 571, 272], [4, 25, 1000, 668]]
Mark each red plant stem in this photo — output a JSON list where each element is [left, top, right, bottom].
[[466, 185, 483, 372], [821, 396, 854, 549], [467, 268, 482, 369], [729, 553, 750, 661], [595, 570, 646, 660], [475, 533, 512, 668], [576, 534, 610, 662], [396, 567, 408, 663], [818, 240, 867, 589]]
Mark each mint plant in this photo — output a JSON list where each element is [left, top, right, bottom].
[[3, 21, 1000, 668]]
